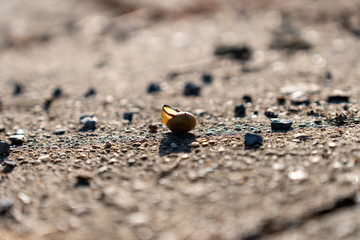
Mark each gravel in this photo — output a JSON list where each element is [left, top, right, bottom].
[[0, 1, 360, 240]]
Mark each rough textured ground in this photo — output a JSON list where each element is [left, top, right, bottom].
[[2, 0, 360, 239]]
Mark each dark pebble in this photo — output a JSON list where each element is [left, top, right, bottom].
[[271, 118, 293, 131], [234, 104, 246, 117], [123, 112, 133, 122], [0, 142, 10, 156], [334, 113, 347, 126], [13, 83, 23, 96], [291, 99, 310, 106], [52, 87, 63, 99], [80, 115, 97, 130], [214, 45, 252, 62], [0, 198, 14, 215], [84, 88, 97, 98], [327, 95, 349, 103], [183, 83, 201, 97], [264, 108, 278, 118], [9, 135, 24, 145], [202, 74, 213, 84], [149, 125, 158, 133], [277, 96, 286, 105], [244, 133, 263, 147], [325, 71, 332, 79], [243, 95, 252, 103], [147, 83, 161, 94], [74, 175, 91, 188], [43, 98, 54, 112], [270, 35, 312, 51], [3, 159, 16, 173], [54, 129, 66, 135], [105, 142, 112, 149]]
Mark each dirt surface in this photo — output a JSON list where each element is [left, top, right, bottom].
[[2, 0, 360, 239]]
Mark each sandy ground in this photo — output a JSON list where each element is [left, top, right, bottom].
[[2, 0, 360, 239]]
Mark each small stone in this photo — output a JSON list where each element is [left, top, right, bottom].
[[183, 83, 201, 97], [13, 83, 23, 96], [327, 95, 349, 103], [234, 104, 246, 117], [202, 73, 213, 84], [271, 118, 292, 131], [270, 33, 312, 51], [18, 193, 30, 204], [4, 159, 16, 166], [84, 87, 96, 98], [214, 45, 252, 61], [109, 158, 118, 164], [290, 98, 310, 106], [54, 129, 65, 135], [43, 98, 54, 112], [105, 142, 112, 148], [201, 141, 209, 147], [332, 161, 343, 169], [0, 142, 10, 156], [127, 212, 150, 226], [148, 125, 158, 133], [272, 162, 285, 171], [329, 142, 337, 148], [123, 112, 133, 122], [54, 126, 66, 135], [9, 135, 24, 145], [100, 155, 110, 162], [147, 83, 161, 94], [288, 170, 308, 181], [244, 133, 263, 147], [309, 156, 321, 163], [52, 87, 63, 99], [327, 90, 349, 103], [17, 129, 24, 135], [243, 95, 252, 103], [294, 133, 308, 141], [3, 159, 16, 173], [264, 108, 278, 118], [38, 155, 51, 162], [98, 166, 108, 173], [80, 115, 97, 130], [218, 147, 225, 153], [74, 174, 91, 187], [0, 198, 14, 215], [277, 96, 286, 105], [190, 142, 200, 147]]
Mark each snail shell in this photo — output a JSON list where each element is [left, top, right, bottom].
[[161, 104, 196, 135]]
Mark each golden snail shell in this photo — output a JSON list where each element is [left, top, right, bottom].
[[161, 104, 196, 135]]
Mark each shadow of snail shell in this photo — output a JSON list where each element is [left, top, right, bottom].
[[161, 104, 196, 135]]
